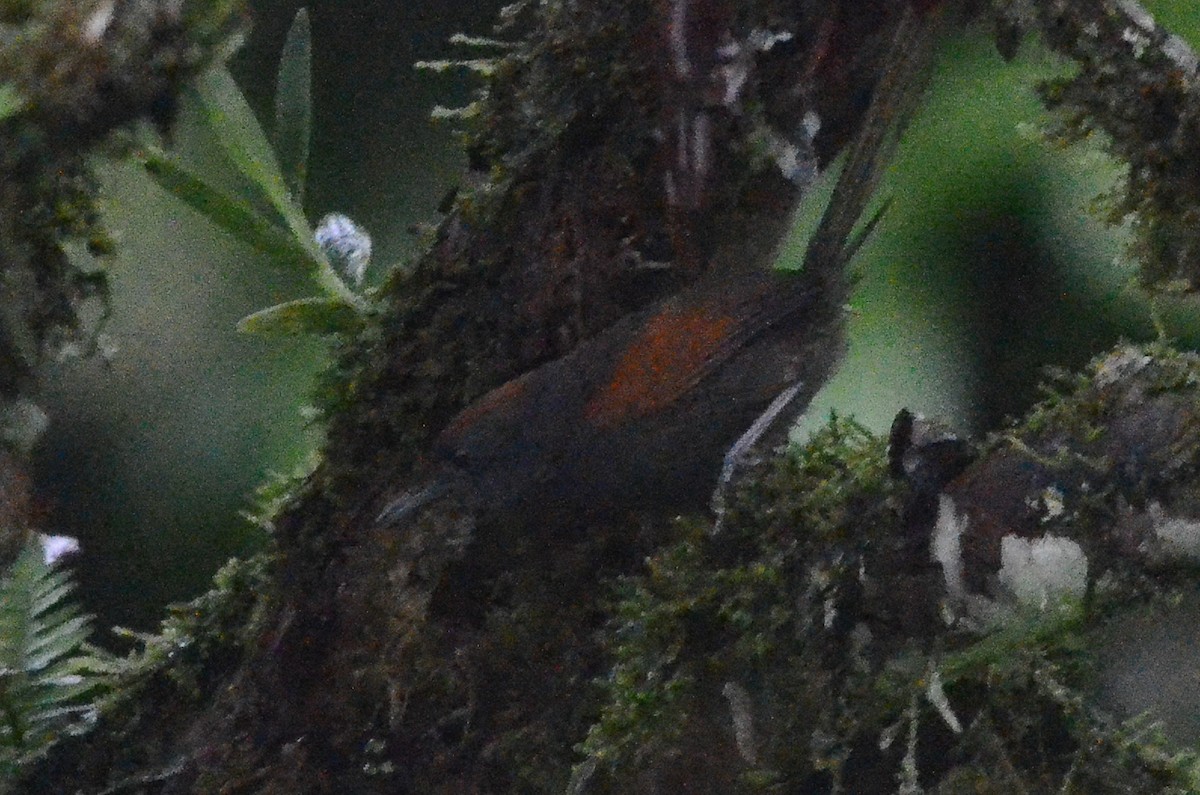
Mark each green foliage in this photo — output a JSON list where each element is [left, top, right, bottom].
[[237, 296, 362, 337], [580, 417, 900, 789], [0, 540, 115, 778], [1023, 0, 1200, 291], [273, 8, 312, 206], [141, 8, 369, 335], [0, 0, 245, 399], [0, 83, 23, 122], [581, 354, 1200, 792], [140, 150, 319, 274], [112, 553, 273, 701], [241, 451, 320, 533]]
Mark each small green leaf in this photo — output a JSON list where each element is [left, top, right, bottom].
[[188, 66, 359, 305], [191, 66, 285, 199], [0, 82, 26, 122], [274, 8, 312, 205], [238, 296, 362, 337], [190, 67, 312, 250], [141, 147, 322, 274]]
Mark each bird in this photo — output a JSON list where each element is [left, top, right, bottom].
[[376, 4, 941, 536]]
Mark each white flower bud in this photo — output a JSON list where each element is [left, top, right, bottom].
[[314, 212, 372, 287]]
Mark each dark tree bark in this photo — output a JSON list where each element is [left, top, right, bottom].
[[13, 1, 1200, 793]]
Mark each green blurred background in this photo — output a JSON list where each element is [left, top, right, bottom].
[[30, 1, 1200, 630]]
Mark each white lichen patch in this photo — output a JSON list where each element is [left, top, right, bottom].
[[745, 28, 793, 53], [1116, 0, 1157, 32], [823, 595, 837, 630], [1094, 346, 1151, 387], [926, 668, 962, 734], [933, 494, 968, 603], [83, 0, 116, 44], [719, 59, 749, 107], [759, 129, 816, 186], [716, 28, 793, 108], [801, 111, 821, 141], [722, 681, 758, 764], [1147, 501, 1200, 561], [1041, 485, 1066, 521], [668, 0, 691, 78], [997, 534, 1088, 610], [1163, 34, 1200, 76], [1122, 27, 1151, 59]]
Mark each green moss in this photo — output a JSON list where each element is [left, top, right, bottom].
[[14, 546, 276, 791], [100, 552, 275, 705], [1005, 0, 1200, 289], [581, 417, 906, 790], [578, 350, 1200, 791], [0, 0, 244, 404]]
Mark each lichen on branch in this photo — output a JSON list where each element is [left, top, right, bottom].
[[1001, 0, 1200, 289]]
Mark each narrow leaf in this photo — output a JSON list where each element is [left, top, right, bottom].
[[413, 58, 498, 76], [27, 704, 95, 723], [190, 66, 315, 253], [430, 103, 482, 121], [30, 580, 73, 616], [446, 33, 516, 49], [141, 148, 322, 274], [31, 580, 74, 618], [26, 613, 89, 660], [188, 66, 360, 304], [237, 296, 362, 337], [191, 65, 290, 215], [28, 603, 82, 640], [274, 8, 312, 205]]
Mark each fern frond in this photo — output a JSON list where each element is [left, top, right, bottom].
[[0, 539, 112, 773]]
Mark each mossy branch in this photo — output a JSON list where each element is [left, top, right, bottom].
[[1002, 0, 1200, 289]]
